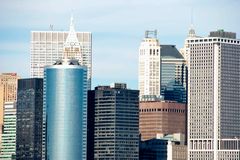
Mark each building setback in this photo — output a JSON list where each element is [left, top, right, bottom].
[[139, 101, 186, 141], [89, 83, 139, 160], [16, 78, 43, 160], [187, 30, 240, 159]]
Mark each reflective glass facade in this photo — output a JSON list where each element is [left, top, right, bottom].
[[160, 45, 187, 103], [44, 64, 87, 160], [16, 78, 43, 160]]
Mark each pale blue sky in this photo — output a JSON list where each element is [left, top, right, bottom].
[[0, 0, 239, 89]]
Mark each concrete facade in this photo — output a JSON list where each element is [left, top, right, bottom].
[[187, 30, 240, 159]]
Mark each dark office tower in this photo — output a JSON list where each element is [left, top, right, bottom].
[[87, 90, 95, 160], [16, 78, 43, 160], [90, 83, 139, 160]]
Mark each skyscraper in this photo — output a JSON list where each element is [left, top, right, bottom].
[[0, 102, 16, 159], [44, 20, 88, 158], [0, 73, 19, 149], [88, 83, 139, 160], [87, 90, 95, 160], [138, 31, 187, 103], [139, 30, 161, 99], [16, 78, 43, 160], [187, 30, 240, 159], [161, 45, 187, 103], [45, 59, 87, 160], [30, 16, 92, 89]]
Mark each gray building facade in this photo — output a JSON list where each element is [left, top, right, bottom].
[[187, 30, 240, 159]]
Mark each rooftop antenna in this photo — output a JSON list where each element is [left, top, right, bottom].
[[145, 30, 158, 38], [49, 24, 54, 31], [190, 7, 194, 28], [188, 8, 196, 38], [70, 9, 76, 31]]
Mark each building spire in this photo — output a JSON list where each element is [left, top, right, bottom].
[[70, 14, 75, 32], [63, 15, 81, 60], [188, 8, 196, 38]]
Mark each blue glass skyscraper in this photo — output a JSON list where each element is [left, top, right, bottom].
[[44, 59, 87, 160], [43, 16, 88, 160]]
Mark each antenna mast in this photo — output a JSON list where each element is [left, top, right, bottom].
[[49, 24, 54, 31]]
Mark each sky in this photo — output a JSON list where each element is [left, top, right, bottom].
[[0, 0, 239, 89]]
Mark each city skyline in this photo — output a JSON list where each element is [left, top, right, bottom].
[[1, 0, 240, 89]]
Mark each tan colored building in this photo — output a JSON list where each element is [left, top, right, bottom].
[[0, 73, 19, 100], [139, 101, 186, 141], [171, 141, 187, 160], [0, 73, 19, 147]]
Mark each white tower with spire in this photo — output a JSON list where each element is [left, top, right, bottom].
[[30, 16, 92, 89], [64, 16, 82, 60]]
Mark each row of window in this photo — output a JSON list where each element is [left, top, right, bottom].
[[140, 108, 185, 113], [188, 38, 240, 44]]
